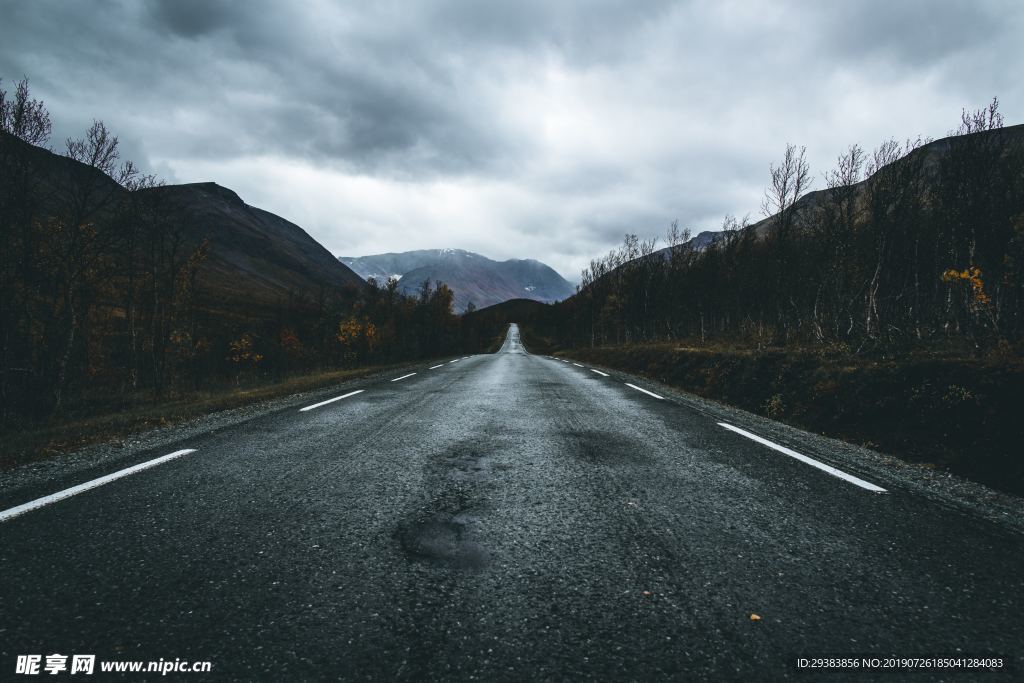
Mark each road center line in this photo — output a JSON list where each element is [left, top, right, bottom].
[[449, 359, 460, 364], [0, 449, 197, 523], [717, 422, 888, 493], [590, 369, 609, 377], [625, 383, 664, 399], [429, 364, 444, 369], [391, 373, 416, 382], [299, 389, 364, 412], [572, 363, 584, 367]]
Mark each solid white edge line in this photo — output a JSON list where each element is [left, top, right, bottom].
[[299, 389, 365, 412], [718, 422, 888, 493], [591, 369, 609, 377], [0, 449, 197, 523], [391, 373, 417, 382], [429, 364, 444, 369], [625, 383, 664, 399]]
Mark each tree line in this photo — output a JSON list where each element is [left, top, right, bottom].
[[535, 98, 1023, 356], [0, 78, 464, 429]]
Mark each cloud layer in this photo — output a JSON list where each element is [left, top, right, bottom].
[[2, 0, 1021, 279]]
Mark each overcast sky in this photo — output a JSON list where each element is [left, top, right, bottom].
[[2, 1, 1021, 280]]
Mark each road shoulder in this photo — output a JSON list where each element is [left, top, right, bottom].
[[554, 353, 1024, 535]]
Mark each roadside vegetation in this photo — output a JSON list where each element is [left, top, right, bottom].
[[488, 99, 1024, 493], [0, 78, 475, 464], [553, 99, 1023, 356]]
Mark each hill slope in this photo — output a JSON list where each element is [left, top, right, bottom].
[[2, 132, 365, 317], [339, 249, 575, 312], [652, 123, 1024, 261], [141, 182, 365, 314]]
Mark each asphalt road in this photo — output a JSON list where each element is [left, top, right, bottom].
[[1, 324, 1022, 680]]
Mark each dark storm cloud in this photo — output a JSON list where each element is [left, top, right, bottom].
[[151, 0, 234, 38], [2, 0, 521, 174], [814, 0, 1007, 66], [0, 0, 683, 176], [1, 1, 1021, 277]]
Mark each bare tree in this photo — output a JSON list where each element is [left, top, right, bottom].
[[0, 77, 52, 145], [952, 96, 1003, 136], [812, 144, 865, 340], [761, 143, 812, 224], [0, 78, 52, 426], [50, 120, 139, 410], [762, 143, 811, 340]]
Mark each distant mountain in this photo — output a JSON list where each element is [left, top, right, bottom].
[[339, 249, 575, 312]]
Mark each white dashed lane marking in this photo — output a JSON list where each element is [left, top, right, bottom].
[[0, 449, 198, 523], [718, 422, 887, 493], [625, 383, 664, 399], [300, 389, 365, 412]]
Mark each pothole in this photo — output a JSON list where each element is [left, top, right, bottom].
[[394, 511, 489, 569]]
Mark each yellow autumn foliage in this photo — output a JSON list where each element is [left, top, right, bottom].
[[941, 266, 990, 305], [336, 317, 378, 352], [228, 334, 263, 364]]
